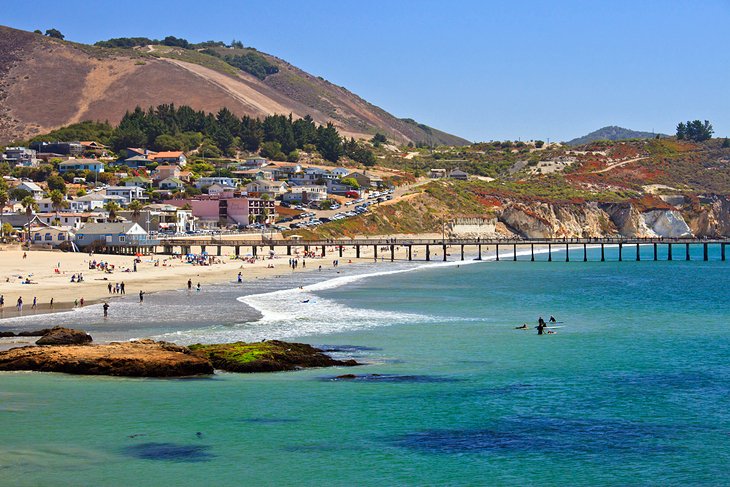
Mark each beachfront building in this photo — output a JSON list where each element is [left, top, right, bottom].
[[104, 186, 146, 205], [58, 159, 105, 174], [29, 222, 75, 247], [75, 222, 149, 248], [119, 205, 196, 234], [35, 212, 103, 230], [164, 194, 276, 228], [16, 181, 44, 200], [282, 185, 327, 204]]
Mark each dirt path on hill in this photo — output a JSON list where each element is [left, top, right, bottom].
[[587, 156, 649, 174]]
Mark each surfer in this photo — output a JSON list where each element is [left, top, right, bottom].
[[549, 316, 557, 323], [515, 324, 529, 330], [537, 317, 546, 335]]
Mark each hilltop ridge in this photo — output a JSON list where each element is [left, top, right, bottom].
[[0, 25, 469, 146], [567, 126, 666, 146]]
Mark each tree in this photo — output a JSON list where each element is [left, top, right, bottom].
[[0, 189, 8, 238], [128, 200, 144, 218], [260, 141, 284, 160], [104, 201, 121, 222], [48, 190, 68, 224], [722, 138, 730, 148], [46, 174, 67, 193], [316, 123, 342, 162], [677, 120, 713, 142], [21, 196, 38, 243], [371, 132, 388, 147], [44, 28, 64, 40], [340, 177, 360, 189]]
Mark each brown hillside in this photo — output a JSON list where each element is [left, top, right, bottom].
[[0, 25, 469, 145]]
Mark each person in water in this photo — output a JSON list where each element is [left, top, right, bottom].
[[237, 272, 242, 283], [103, 302, 109, 317], [515, 324, 529, 330], [549, 316, 557, 323], [538, 316, 546, 326], [139, 290, 145, 303], [537, 321, 545, 335]]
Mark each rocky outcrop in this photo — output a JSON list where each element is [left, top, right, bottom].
[[188, 340, 360, 373], [35, 326, 92, 346], [683, 196, 730, 238], [497, 202, 615, 238], [0, 339, 214, 377]]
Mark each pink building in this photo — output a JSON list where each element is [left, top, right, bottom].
[[164, 194, 275, 227]]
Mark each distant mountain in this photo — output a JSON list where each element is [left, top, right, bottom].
[[0, 25, 470, 146], [566, 126, 666, 146]]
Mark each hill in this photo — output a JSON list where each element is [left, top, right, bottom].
[[566, 126, 666, 146], [0, 26, 469, 146]]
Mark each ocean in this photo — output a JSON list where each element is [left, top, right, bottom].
[[1, 244, 729, 486]]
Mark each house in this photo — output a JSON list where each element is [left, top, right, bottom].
[[2, 147, 37, 167], [159, 177, 185, 191], [347, 172, 383, 188], [178, 170, 193, 183], [122, 155, 153, 169], [154, 165, 181, 182], [35, 212, 101, 230], [125, 148, 149, 158], [121, 176, 152, 188], [429, 168, 447, 178], [195, 177, 237, 189], [326, 180, 357, 195], [271, 163, 302, 180], [29, 222, 75, 247], [80, 141, 108, 157], [72, 193, 112, 212], [16, 181, 44, 199], [448, 169, 469, 180], [207, 183, 235, 197], [120, 205, 197, 234], [241, 157, 268, 168], [104, 186, 145, 204], [233, 169, 271, 181], [282, 185, 327, 204], [75, 222, 149, 248], [150, 151, 187, 166], [330, 167, 350, 177], [30, 141, 83, 156], [58, 159, 104, 174], [245, 180, 289, 198]]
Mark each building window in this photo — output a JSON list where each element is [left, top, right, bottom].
[[34, 234, 41, 241], [45, 233, 52, 241], [58, 234, 65, 241], [119, 236, 125, 242]]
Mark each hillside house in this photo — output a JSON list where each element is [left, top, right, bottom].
[[58, 159, 104, 174], [245, 180, 289, 198], [2, 147, 37, 167], [122, 176, 152, 188], [159, 177, 185, 191], [448, 169, 469, 180], [16, 181, 44, 199], [195, 176, 237, 189], [429, 168, 447, 178], [104, 186, 145, 204], [30, 141, 83, 156], [283, 185, 327, 204], [150, 151, 187, 166], [121, 155, 153, 169]]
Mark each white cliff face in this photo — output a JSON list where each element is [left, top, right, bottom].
[[497, 202, 616, 238], [449, 218, 498, 238], [641, 210, 692, 238]]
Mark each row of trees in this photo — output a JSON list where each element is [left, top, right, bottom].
[[111, 105, 374, 163], [676, 120, 714, 142]]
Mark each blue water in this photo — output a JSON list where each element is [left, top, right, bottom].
[[1, 245, 729, 486]]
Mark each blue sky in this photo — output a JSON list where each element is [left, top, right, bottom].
[[3, 0, 729, 142]]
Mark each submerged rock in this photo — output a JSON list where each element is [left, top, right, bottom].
[[0, 340, 213, 377], [188, 340, 360, 373], [17, 329, 51, 337], [36, 326, 92, 346]]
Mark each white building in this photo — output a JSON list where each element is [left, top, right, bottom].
[[104, 186, 146, 204], [194, 177, 237, 189]]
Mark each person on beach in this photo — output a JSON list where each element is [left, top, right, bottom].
[[0, 295, 4, 309], [187, 279, 192, 291], [32, 297, 36, 309], [139, 291, 145, 303], [80, 298, 84, 307], [108, 283, 112, 294], [196, 283, 201, 292], [120, 282, 125, 294], [74, 299, 78, 307], [17, 297, 22, 312], [49, 298, 53, 309], [237, 272, 242, 283], [103, 302, 109, 317]]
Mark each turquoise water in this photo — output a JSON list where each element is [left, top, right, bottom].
[[1, 245, 729, 486]]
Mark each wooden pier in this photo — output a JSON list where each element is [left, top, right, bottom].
[[145, 237, 730, 263]]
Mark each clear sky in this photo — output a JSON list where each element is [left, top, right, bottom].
[[3, 0, 729, 142]]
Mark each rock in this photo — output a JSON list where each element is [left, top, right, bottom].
[[0, 332, 15, 337], [17, 329, 51, 337], [36, 327, 92, 346], [188, 340, 361, 373], [0, 340, 214, 377]]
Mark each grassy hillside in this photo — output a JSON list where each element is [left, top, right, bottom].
[[567, 126, 667, 146]]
